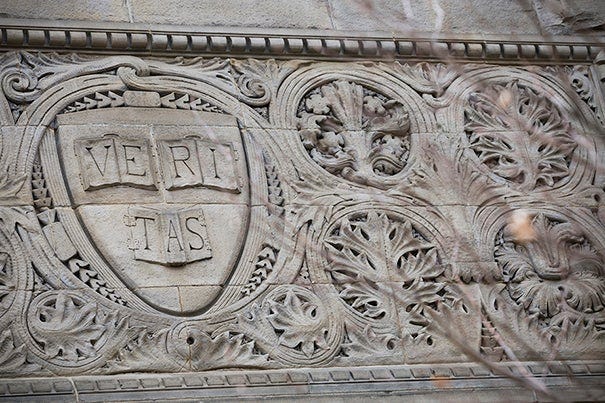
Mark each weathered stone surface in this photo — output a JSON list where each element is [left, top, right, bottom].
[[130, 0, 333, 28], [0, 0, 130, 23], [0, 0, 333, 29], [3, 0, 604, 35], [0, 25, 604, 399], [328, 0, 542, 34]]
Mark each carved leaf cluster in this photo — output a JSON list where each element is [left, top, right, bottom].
[[298, 80, 411, 186], [30, 291, 128, 362], [391, 62, 458, 97], [175, 327, 268, 370], [267, 288, 329, 357], [0, 49, 603, 376], [495, 213, 605, 336], [465, 81, 577, 191], [567, 66, 605, 126], [325, 212, 444, 320]]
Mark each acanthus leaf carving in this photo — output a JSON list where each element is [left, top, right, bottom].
[[402, 137, 504, 206], [104, 328, 176, 373], [322, 209, 479, 362], [0, 52, 149, 106], [0, 252, 14, 315], [465, 81, 577, 191], [29, 291, 130, 363], [0, 206, 39, 236], [389, 62, 459, 98], [567, 65, 605, 127], [171, 326, 269, 370], [230, 59, 306, 109], [325, 211, 442, 287], [266, 288, 329, 358], [482, 283, 605, 359], [298, 80, 411, 187], [338, 323, 400, 359], [495, 213, 605, 339], [231, 285, 341, 365], [0, 329, 41, 374], [0, 50, 603, 379]]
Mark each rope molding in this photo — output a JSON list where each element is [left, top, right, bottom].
[[0, 18, 603, 63]]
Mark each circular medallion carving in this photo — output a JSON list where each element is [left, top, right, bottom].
[[297, 80, 411, 187]]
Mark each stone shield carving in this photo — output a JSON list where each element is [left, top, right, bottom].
[[39, 102, 250, 314]]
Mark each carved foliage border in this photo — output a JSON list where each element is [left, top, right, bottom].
[[0, 51, 603, 377]]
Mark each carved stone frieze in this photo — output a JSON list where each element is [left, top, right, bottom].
[[0, 46, 603, 398]]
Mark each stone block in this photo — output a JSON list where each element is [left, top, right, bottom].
[[130, 0, 332, 28]]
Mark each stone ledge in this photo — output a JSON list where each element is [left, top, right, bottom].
[[1, 361, 604, 401], [0, 18, 602, 63]]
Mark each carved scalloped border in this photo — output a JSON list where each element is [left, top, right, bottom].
[[0, 361, 604, 400], [0, 18, 602, 63]]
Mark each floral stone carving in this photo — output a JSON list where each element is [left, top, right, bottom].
[[495, 213, 605, 335], [0, 48, 603, 389], [298, 80, 411, 186], [465, 81, 577, 191], [29, 291, 129, 364], [322, 210, 478, 363]]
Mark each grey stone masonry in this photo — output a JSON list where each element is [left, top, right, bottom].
[[0, 15, 604, 401]]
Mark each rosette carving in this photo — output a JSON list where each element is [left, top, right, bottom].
[[298, 80, 411, 186]]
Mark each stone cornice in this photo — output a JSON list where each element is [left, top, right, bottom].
[[0, 18, 603, 63]]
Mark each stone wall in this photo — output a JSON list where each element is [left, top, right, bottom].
[[1, 0, 604, 35], [0, 1, 604, 401]]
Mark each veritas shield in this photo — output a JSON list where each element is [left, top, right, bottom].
[[46, 104, 250, 315]]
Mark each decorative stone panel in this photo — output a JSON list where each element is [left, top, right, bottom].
[[0, 24, 604, 400]]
